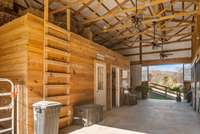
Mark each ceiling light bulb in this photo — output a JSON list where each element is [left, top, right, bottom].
[[103, 26, 108, 29]]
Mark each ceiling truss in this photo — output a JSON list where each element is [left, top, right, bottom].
[[12, 0, 199, 59]]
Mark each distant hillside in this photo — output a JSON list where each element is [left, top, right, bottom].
[[149, 70, 183, 87]]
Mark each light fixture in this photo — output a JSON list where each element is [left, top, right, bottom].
[[131, 0, 143, 32], [160, 37, 173, 59]]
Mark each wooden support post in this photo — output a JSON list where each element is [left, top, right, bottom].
[[66, 7, 71, 40], [165, 87, 167, 97], [183, 64, 185, 82], [66, 8, 71, 32], [139, 35, 143, 64], [147, 66, 150, 83], [43, 0, 49, 100]]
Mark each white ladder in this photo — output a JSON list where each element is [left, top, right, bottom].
[[0, 78, 15, 134]]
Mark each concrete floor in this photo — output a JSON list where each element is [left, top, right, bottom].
[[61, 99, 200, 134]]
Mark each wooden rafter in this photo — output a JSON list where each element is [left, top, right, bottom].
[[131, 57, 192, 65], [13, 0, 197, 58], [99, 11, 196, 33], [113, 39, 191, 51], [124, 48, 191, 56], [84, 0, 198, 25]]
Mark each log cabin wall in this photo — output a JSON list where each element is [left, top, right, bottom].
[[24, 14, 73, 133], [0, 15, 28, 134], [70, 33, 130, 110], [0, 13, 130, 134]]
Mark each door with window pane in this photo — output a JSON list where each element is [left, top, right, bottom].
[[95, 63, 106, 110]]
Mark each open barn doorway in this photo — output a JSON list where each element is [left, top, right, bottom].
[[111, 66, 120, 108], [142, 64, 192, 100]]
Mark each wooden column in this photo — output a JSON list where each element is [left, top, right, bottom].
[[147, 66, 150, 82], [66, 7, 71, 40], [139, 34, 143, 64], [66, 8, 71, 32], [183, 64, 185, 82], [43, 0, 49, 100]]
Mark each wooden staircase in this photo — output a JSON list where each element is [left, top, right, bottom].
[[43, 0, 73, 128]]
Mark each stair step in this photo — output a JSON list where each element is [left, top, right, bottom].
[[46, 84, 70, 96], [46, 84, 70, 89], [59, 116, 72, 128], [46, 46, 70, 56], [60, 106, 73, 118], [0, 117, 12, 122], [47, 22, 68, 35], [0, 105, 12, 110], [46, 59, 69, 67], [0, 92, 11, 97], [0, 128, 12, 133], [46, 72, 71, 78], [47, 95, 70, 105], [46, 34, 68, 45]]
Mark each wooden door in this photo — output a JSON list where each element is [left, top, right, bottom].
[[95, 63, 106, 110], [111, 67, 120, 108]]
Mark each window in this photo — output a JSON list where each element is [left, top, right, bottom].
[[122, 70, 129, 88], [97, 66, 104, 90], [184, 64, 192, 81], [142, 66, 148, 82]]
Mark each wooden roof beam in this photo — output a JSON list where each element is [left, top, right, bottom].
[[113, 39, 191, 51], [99, 11, 197, 33], [131, 57, 192, 66], [84, 0, 172, 25], [50, 0, 90, 14], [84, 0, 198, 25], [124, 48, 191, 56]]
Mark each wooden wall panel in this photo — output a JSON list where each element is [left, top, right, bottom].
[[26, 14, 44, 134], [70, 33, 130, 110], [0, 16, 28, 134], [0, 13, 130, 134]]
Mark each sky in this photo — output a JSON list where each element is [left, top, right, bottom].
[[149, 64, 183, 72]]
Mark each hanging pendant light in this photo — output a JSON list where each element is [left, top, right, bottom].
[[131, 0, 143, 31]]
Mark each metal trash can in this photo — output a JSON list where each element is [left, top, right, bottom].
[[33, 101, 62, 134], [74, 104, 103, 127]]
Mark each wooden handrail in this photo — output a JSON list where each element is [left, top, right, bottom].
[[149, 82, 170, 89], [149, 82, 178, 97]]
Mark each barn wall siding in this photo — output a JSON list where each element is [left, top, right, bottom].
[[0, 13, 130, 134]]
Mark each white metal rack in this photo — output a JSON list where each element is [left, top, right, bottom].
[[0, 78, 15, 134]]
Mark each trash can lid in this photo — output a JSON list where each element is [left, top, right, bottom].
[[33, 101, 62, 109]]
